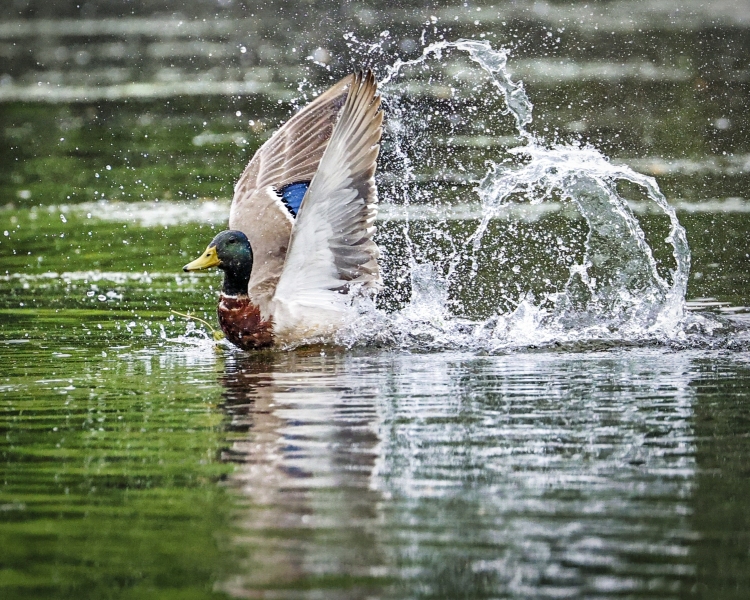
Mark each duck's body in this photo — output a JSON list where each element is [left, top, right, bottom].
[[184, 72, 383, 349]]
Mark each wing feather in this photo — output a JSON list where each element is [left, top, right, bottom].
[[272, 71, 383, 335], [228, 75, 354, 313]]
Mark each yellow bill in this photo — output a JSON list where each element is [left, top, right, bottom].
[[183, 244, 221, 271]]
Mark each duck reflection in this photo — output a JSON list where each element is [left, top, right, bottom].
[[216, 350, 386, 596], [212, 349, 733, 598]]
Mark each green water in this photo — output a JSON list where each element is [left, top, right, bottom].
[[3, 3, 750, 598], [0, 347, 233, 599], [6, 329, 750, 598], [3, 180, 750, 599]]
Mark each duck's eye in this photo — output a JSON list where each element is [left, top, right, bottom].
[[227, 238, 236, 244]]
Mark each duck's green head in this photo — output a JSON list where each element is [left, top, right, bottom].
[[183, 230, 253, 296]]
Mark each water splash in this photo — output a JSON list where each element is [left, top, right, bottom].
[[338, 37, 697, 351], [381, 39, 533, 135], [476, 142, 690, 335]]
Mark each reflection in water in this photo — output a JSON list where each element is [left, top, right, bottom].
[[218, 352, 386, 595], [376, 352, 696, 597], [215, 349, 699, 598]]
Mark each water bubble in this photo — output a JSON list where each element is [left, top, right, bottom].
[[714, 118, 731, 130], [312, 47, 330, 64]]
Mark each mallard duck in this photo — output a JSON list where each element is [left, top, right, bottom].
[[183, 71, 383, 349]]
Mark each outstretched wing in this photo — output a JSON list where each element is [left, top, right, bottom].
[[228, 74, 354, 313], [272, 71, 382, 332]]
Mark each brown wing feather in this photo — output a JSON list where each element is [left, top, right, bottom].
[[228, 74, 354, 314], [233, 74, 354, 203]]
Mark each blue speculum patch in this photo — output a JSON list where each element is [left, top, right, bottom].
[[278, 182, 310, 217]]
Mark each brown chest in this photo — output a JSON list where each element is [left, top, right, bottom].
[[217, 295, 274, 350]]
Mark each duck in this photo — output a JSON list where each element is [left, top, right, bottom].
[[183, 71, 383, 349]]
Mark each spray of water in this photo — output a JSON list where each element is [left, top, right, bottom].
[[333, 38, 695, 351]]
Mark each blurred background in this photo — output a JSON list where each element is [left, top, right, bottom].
[[2, 0, 748, 203]]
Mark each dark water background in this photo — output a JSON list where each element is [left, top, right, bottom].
[[2, 1, 750, 598]]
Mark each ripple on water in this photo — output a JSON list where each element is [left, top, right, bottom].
[[218, 349, 704, 597]]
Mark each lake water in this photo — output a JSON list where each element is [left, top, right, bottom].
[[2, 2, 750, 598]]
